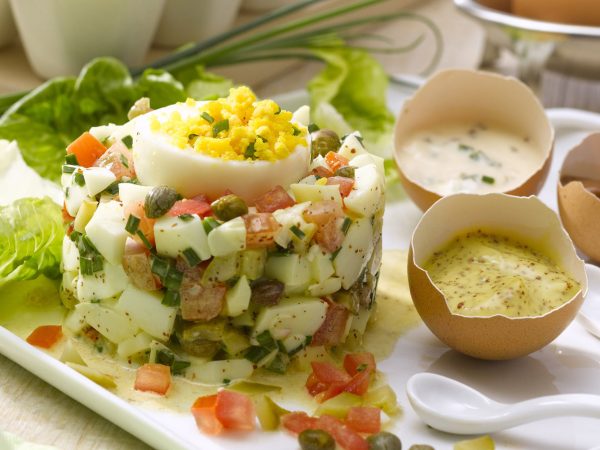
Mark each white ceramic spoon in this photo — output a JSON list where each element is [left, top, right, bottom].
[[406, 372, 600, 434], [578, 264, 600, 339]]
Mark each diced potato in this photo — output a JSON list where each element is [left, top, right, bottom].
[[66, 362, 116, 389], [83, 167, 116, 197], [364, 385, 401, 416], [207, 217, 246, 257], [202, 253, 240, 284], [187, 359, 254, 384], [265, 254, 310, 289], [308, 277, 342, 297], [290, 183, 343, 207], [343, 164, 384, 218], [117, 286, 177, 341], [74, 198, 98, 233], [154, 214, 210, 261], [240, 249, 267, 280], [76, 302, 138, 343], [85, 200, 127, 265], [117, 332, 153, 358], [350, 153, 385, 178], [64, 176, 88, 217], [346, 307, 373, 346], [334, 217, 374, 289], [77, 262, 128, 302], [62, 236, 80, 272], [337, 132, 367, 161], [63, 306, 88, 333], [222, 328, 251, 355], [307, 245, 335, 283], [225, 275, 251, 317], [232, 310, 255, 327], [272, 202, 312, 248], [118, 183, 152, 211]]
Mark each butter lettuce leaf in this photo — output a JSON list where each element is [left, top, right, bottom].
[[0, 197, 64, 287], [308, 48, 395, 158]]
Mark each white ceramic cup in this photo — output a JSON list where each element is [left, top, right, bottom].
[[9, 0, 166, 79], [154, 0, 242, 48], [0, 0, 16, 48]]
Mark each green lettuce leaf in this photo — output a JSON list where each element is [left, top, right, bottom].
[[0, 197, 64, 287], [0, 58, 186, 182], [174, 65, 233, 101], [308, 47, 395, 158]]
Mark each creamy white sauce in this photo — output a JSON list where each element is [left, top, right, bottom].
[[397, 123, 542, 195]]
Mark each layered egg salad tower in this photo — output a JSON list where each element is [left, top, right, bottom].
[[60, 87, 385, 382]]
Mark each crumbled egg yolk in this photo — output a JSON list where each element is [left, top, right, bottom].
[[150, 86, 307, 161]]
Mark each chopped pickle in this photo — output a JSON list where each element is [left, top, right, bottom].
[[364, 385, 401, 416], [60, 340, 85, 365], [240, 249, 267, 280], [66, 362, 116, 389], [255, 395, 290, 431], [315, 392, 363, 418], [454, 435, 495, 450], [181, 318, 226, 341], [222, 328, 251, 356]]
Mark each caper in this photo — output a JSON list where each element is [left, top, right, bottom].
[[334, 165, 355, 178], [298, 429, 335, 450], [211, 194, 248, 221], [367, 431, 403, 450], [311, 129, 341, 158], [144, 186, 179, 218], [408, 446, 434, 450], [250, 278, 284, 306]]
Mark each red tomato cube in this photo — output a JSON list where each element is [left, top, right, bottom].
[[215, 390, 256, 431], [281, 412, 319, 435], [317, 415, 368, 450], [346, 406, 381, 434], [191, 394, 223, 435], [254, 185, 295, 213], [26, 325, 63, 349], [134, 364, 171, 395], [326, 176, 354, 197], [343, 352, 376, 377], [311, 362, 351, 385], [67, 132, 107, 167]]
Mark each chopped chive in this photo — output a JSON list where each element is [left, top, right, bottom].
[[69, 230, 82, 243], [292, 125, 301, 136], [136, 230, 152, 249], [79, 256, 93, 276], [188, 133, 198, 141], [201, 112, 214, 123], [164, 266, 183, 291], [257, 134, 268, 142], [256, 330, 277, 351], [222, 378, 231, 385], [469, 151, 481, 161], [119, 153, 129, 168], [156, 349, 175, 366], [244, 346, 271, 363], [64, 187, 70, 198], [244, 142, 256, 159], [355, 135, 364, 146], [202, 217, 220, 234], [481, 175, 495, 184], [62, 165, 76, 174], [122, 135, 133, 149], [125, 214, 140, 234], [330, 247, 341, 261], [289, 225, 305, 239], [356, 363, 368, 372], [103, 182, 119, 195], [162, 290, 180, 306], [458, 143, 472, 151], [212, 119, 229, 137], [151, 255, 170, 279], [341, 217, 352, 235], [178, 213, 194, 222], [308, 123, 320, 133], [65, 154, 78, 165], [91, 255, 103, 273], [172, 360, 191, 375], [305, 335, 312, 346], [274, 105, 281, 115], [74, 172, 85, 186], [266, 352, 290, 374], [183, 247, 201, 266]]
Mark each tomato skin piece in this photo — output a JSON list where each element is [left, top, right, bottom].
[[326, 176, 354, 197], [346, 406, 381, 434], [254, 185, 295, 213], [243, 213, 280, 249], [311, 361, 351, 385], [67, 132, 107, 167], [306, 372, 329, 397], [215, 390, 256, 431], [281, 412, 319, 435], [315, 381, 347, 403], [311, 165, 334, 178], [26, 325, 63, 349], [134, 364, 171, 395], [325, 152, 350, 173], [343, 368, 371, 397], [168, 199, 212, 218], [191, 394, 223, 435], [317, 415, 368, 450], [343, 353, 376, 377]]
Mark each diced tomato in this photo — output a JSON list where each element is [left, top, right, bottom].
[[281, 412, 319, 435], [254, 185, 295, 213], [67, 132, 107, 167], [168, 199, 212, 218], [191, 394, 223, 435], [134, 363, 171, 395], [314, 218, 345, 254], [192, 193, 210, 204], [327, 176, 354, 197], [311, 165, 334, 178], [311, 361, 351, 385], [26, 325, 63, 349], [243, 213, 280, 248], [311, 303, 351, 347], [123, 201, 155, 246], [306, 372, 329, 397], [94, 141, 135, 179], [180, 282, 226, 321], [303, 200, 343, 226], [343, 368, 371, 397], [325, 152, 349, 173], [215, 390, 256, 431], [343, 353, 376, 377], [315, 381, 347, 403], [317, 415, 368, 450], [122, 240, 161, 291], [346, 406, 381, 434]]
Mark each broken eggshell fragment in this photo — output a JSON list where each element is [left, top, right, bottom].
[[408, 193, 587, 360]]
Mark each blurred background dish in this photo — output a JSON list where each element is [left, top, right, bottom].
[[0, 0, 16, 48], [154, 0, 242, 48], [9, 0, 165, 78], [242, 0, 290, 13]]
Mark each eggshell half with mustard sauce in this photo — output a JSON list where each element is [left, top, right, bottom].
[[393, 69, 554, 211], [558, 132, 600, 263], [408, 193, 587, 360]]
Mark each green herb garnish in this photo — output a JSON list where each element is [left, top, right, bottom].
[[73, 172, 85, 187], [136, 230, 152, 249], [244, 142, 256, 159], [65, 154, 78, 165], [244, 346, 272, 364], [201, 112, 214, 123], [290, 225, 305, 239], [125, 214, 140, 234], [202, 217, 220, 234], [162, 290, 181, 306], [341, 217, 352, 235], [183, 247, 201, 266], [119, 153, 129, 168], [256, 330, 278, 351], [178, 213, 194, 221], [62, 165, 76, 174], [212, 119, 229, 137], [308, 123, 320, 133], [330, 247, 342, 261], [122, 135, 133, 149], [481, 175, 495, 184]]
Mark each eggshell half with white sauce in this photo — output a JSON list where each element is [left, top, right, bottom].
[[558, 132, 600, 263], [408, 193, 587, 360], [393, 69, 554, 211]]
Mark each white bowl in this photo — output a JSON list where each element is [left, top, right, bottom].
[[9, 0, 165, 78], [154, 0, 242, 48], [0, 0, 16, 48]]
